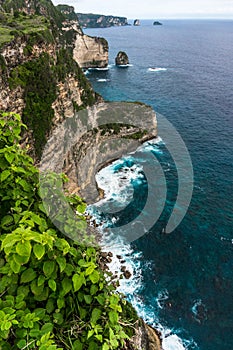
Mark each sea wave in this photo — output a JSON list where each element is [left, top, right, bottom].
[[97, 78, 110, 82], [87, 140, 198, 350], [148, 67, 167, 72]]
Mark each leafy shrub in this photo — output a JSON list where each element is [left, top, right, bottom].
[[0, 112, 134, 349]]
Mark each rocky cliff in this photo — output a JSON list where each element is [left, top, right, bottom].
[[56, 4, 109, 68], [73, 34, 108, 69], [77, 12, 129, 28], [0, 0, 105, 157], [40, 101, 157, 203]]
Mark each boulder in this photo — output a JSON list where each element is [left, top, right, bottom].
[[115, 51, 129, 66], [134, 19, 140, 26], [153, 21, 162, 25]]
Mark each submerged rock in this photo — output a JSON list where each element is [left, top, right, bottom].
[[115, 51, 129, 66]]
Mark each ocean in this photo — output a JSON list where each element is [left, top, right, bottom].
[[84, 20, 233, 349]]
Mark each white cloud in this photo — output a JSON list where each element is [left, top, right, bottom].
[[52, 0, 233, 18]]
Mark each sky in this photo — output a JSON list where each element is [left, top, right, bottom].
[[52, 0, 233, 19]]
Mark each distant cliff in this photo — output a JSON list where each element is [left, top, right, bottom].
[[57, 5, 109, 68], [77, 13, 129, 28]]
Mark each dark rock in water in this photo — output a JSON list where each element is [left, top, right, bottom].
[[153, 21, 162, 25], [115, 51, 129, 66], [134, 19, 140, 26], [124, 270, 132, 279]]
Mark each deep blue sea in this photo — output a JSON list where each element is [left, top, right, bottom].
[[84, 20, 233, 349]]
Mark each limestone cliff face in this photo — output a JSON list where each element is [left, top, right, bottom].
[[73, 34, 108, 69], [40, 101, 157, 203], [56, 4, 109, 69], [0, 37, 56, 115], [131, 319, 162, 350], [0, 0, 97, 158]]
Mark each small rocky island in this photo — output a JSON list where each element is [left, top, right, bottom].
[[153, 21, 162, 25], [115, 51, 129, 66], [134, 19, 140, 26]]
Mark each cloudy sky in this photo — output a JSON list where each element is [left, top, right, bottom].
[[52, 0, 233, 19]]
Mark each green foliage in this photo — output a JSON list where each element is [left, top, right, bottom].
[[9, 53, 57, 158], [1, 0, 65, 29], [7, 48, 96, 159], [0, 12, 52, 47], [0, 112, 135, 349]]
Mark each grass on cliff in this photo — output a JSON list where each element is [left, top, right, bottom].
[[0, 12, 51, 47]]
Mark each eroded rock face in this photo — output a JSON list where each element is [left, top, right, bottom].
[[115, 51, 129, 66], [132, 319, 162, 350], [73, 34, 109, 68], [134, 19, 140, 26], [0, 37, 56, 115], [40, 101, 157, 203]]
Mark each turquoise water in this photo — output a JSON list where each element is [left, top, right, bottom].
[[85, 20, 233, 349]]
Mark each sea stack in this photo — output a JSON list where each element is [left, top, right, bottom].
[[153, 21, 162, 25], [115, 51, 129, 66], [134, 19, 140, 26]]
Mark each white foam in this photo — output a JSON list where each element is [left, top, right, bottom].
[[95, 158, 143, 205], [95, 67, 109, 71], [88, 67, 109, 71], [117, 64, 133, 68], [163, 334, 186, 350], [148, 67, 167, 72], [88, 143, 198, 350], [97, 78, 110, 82]]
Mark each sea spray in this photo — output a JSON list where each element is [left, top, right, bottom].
[[87, 139, 198, 350]]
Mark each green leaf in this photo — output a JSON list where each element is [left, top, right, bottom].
[[18, 179, 31, 192], [17, 339, 27, 349], [96, 294, 105, 306], [30, 280, 44, 296], [5, 152, 14, 164], [10, 258, 21, 273], [85, 264, 95, 276], [84, 294, 92, 304], [73, 340, 83, 350], [61, 277, 72, 295], [21, 268, 37, 283], [76, 203, 86, 214], [14, 253, 29, 265], [109, 310, 118, 324], [57, 298, 65, 309], [41, 323, 53, 335], [1, 169, 11, 181], [72, 273, 85, 292], [48, 279, 56, 292], [33, 244, 45, 260], [1, 215, 14, 229], [90, 284, 98, 295], [103, 343, 109, 350], [56, 256, 66, 272], [53, 312, 63, 325], [87, 329, 94, 339], [16, 241, 31, 257], [43, 261, 55, 277], [38, 275, 45, 287], [91, 308, 102, 324], [89, 270, 100, 284]]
